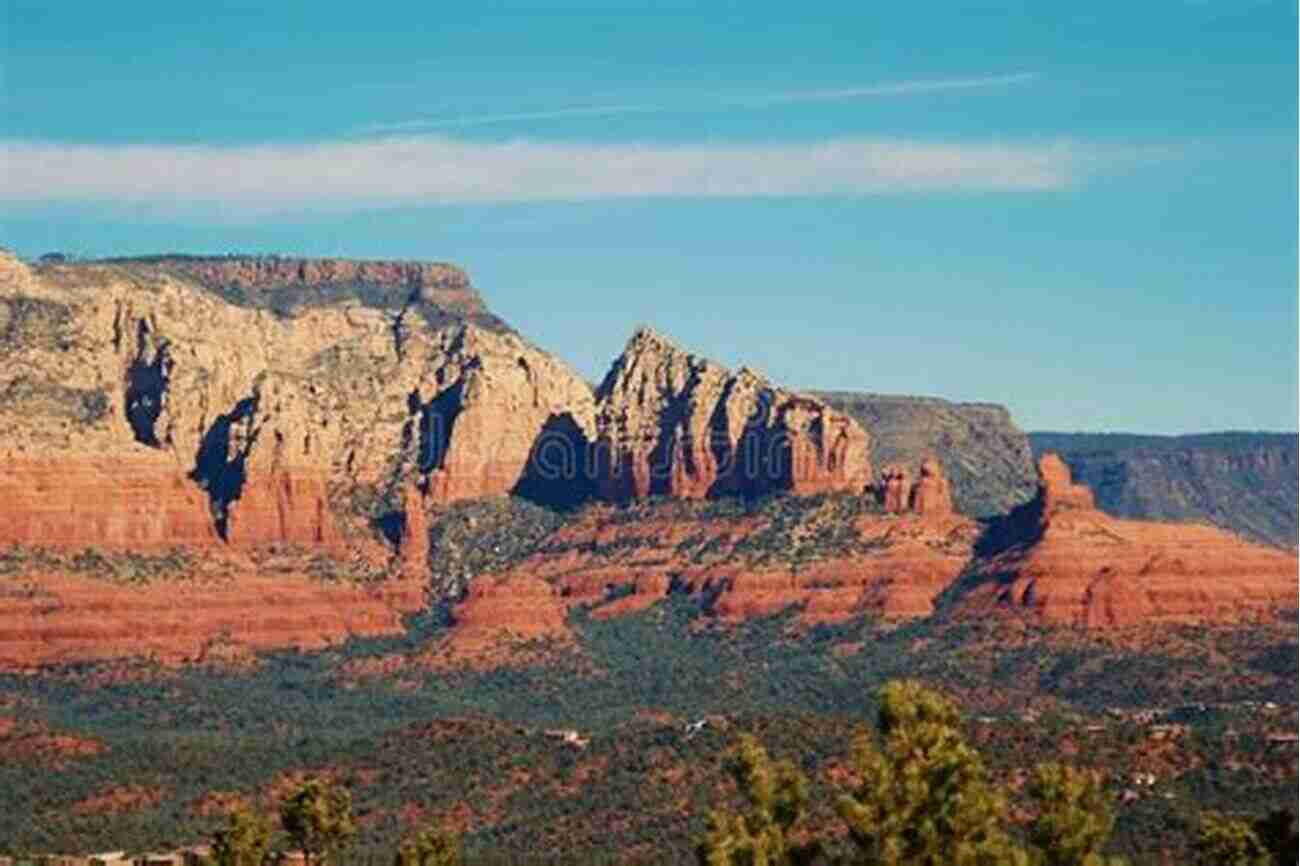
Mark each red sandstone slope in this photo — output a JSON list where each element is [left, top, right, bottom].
[[430, 460, 974, 662], [949, 454, 1298, 627], [0, 571, 425, 671]]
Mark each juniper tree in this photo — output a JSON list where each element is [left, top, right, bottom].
[[696, 734, 825, 866], [209, 806, 273, 866], [835, 680, 1029, 866], [279, 778, 357, 866]]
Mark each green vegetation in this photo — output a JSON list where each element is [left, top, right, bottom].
[[393, 828, 462, 866], [425, 498, 570, 598], [698, 734, 823, 866], [1193, 810, 1298, 866], [0, 600, 1293, 863], [280, 779, 358, 866], [210, 808, 274, 866]]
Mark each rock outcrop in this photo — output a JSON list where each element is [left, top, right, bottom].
[[0, 253, 597, 552], [879, 465, 911, 513], [950, 453, 1299, 627], [443, 493, 980, 640], [877, 457, 952, 517], [0, 570, 426, 670], [818, 391, 1037, 517], [909, 457, 954, 516], [0, 252, 593, 668], [593, 328, 871, 501], [1028, 432, 1299, 549]]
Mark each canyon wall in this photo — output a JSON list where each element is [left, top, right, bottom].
[[0, 251, 597, 555], [1028, 432, 1298, 548]]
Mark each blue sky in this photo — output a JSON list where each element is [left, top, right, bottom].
[[2, 0, 1296, 433]]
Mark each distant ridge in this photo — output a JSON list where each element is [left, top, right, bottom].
[[1028, 431, 1298, 548]]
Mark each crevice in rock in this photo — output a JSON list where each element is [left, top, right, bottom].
[[124, 319, 173, 448], [389, 288, 418, 360], [189, 391, 262, 541], [411, 384, 463, 476]]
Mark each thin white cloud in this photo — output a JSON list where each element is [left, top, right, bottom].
[[0, 135, 1087, 214], [356, 73, 1036, 134], [756, 72, 1038, 105]]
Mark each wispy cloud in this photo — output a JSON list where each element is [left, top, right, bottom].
[[0, 134, 1089, 215], [356, 73, 1036, 134]]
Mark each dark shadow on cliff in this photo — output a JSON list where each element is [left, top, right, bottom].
[[930, 491, 1047, 617], [412, 384, 462, 476], [189, 394, 260, 540], [512, 412, 595, 511], [124, 320, 172, 447]]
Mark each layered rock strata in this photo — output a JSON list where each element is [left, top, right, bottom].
[[0, 251, 598, 550], [951, 454, 1298, 627], [593, 328, 871, 501]]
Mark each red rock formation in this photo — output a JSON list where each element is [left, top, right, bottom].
[[436, 500, 981, 643], [0, 571, 425, 671], [880, 465, 911, 513], [909, 457, 954, 517], [0, 456, 216, 550], [594, 329, 871, 501], [1038, 452, 1095, 512], [430, 575, 572, 667], [223, 470, 342, 549], [952, 453, 1298, 627], [399, 482, 430, 577], [1, 255, 597, 555]]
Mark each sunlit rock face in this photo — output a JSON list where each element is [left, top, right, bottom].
[[592, 327, 871, 501]]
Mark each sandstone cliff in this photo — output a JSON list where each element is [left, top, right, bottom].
[[948, 453, 1298, 627], [0, 251, 596, 553], [594, 328, 871, 500], [1028, 432, 1299, 548], [0, 251, 593, 667], [818, 392, 1037, 518]]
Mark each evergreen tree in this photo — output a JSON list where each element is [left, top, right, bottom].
[[279, 778, 357, 866], [1252, 808, 1298, 866], [209, 806, 274, 866], [393, 827, 462, 866], [696, 734, 825, 866], [835, 680, 1029, 866], [1026, 762, 1125, 866], [1193, 812, 1272, 866]]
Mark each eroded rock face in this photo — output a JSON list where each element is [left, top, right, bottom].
[[877, 458, 951, 516], [0, 256, 597, 554], [951, 453, 1298, 627], [0, 254, 595, 668], [880, 465, 911, 513], [593, 328, 871, 500], [440, 498, 981, 648], [910, 457, 954, 517]]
